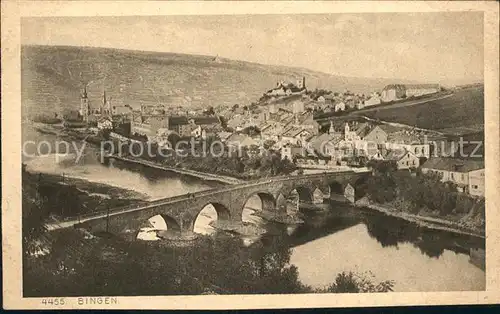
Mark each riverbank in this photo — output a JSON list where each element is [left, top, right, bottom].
[[355, 197, 485, 239], [23, 170, 148, 221], [108, 155, 244, 185]]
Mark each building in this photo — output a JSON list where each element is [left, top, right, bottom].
[[112, 104, 133, 116], [97, 116, 113, 130], [386, 142, 430, 159], [266, 77, 306, 97], [140, 104, 166, 115], [334, 102, 346, 112], [385, 149, 420, 170], [405, 84, 440, 97], [131, 114, 170, 140], [79, 87, 113, 123], [155, 128, 180, 148], [191, 125, 207, 139], [421, 158, 485, 196], [292, 111, 320, 135], [280, 126, 315, 146], [468, 168, 485, 197], [281, 143, 305, 161], [344, 123, 388, 144], [381, 84, 406, 102], [381, 84, 440, 102], [226, 133, 259, 148], [307, 132, 339, 157], [322, 137, 354, 161], [364, 94, 381, 107], [296, 76, 306, 90], [292, 100, 305, 114]]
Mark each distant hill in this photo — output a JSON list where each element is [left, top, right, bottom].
[[22, 45, 417, 117]]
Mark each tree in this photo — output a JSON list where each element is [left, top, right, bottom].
[[323, 271, 394, 293], [204, 106, 215, 116]]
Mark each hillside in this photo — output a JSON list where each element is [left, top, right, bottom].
[[22, 45, 416, 117], [354, 86, 484, 134]]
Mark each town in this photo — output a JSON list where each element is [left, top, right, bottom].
[[59, 76, 483, 199]]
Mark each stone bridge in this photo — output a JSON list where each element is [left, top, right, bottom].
[[75, 170, 370, 234]]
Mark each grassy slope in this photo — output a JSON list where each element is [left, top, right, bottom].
[[22, 45, 415, 117], [356, 86, 484, 132]]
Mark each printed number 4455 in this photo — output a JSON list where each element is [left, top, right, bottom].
[[41, 298, 65, 306]]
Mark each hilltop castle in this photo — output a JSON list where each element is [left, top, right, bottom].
[[266, 76, 307, 97]]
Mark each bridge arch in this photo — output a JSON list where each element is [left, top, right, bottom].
[[198, 202, 231, 221], [241, 192, 275, 224], [329, 181, 344, 195], [158, 214, 181, 231], [192, 202, 232, 233], [242, 192, 276, 212], [142, 214, 181, 231], [350, 174, 369, 200], [289, 186, 314, 203]]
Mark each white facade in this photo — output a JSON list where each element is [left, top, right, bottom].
[[335, 102, 346, 112], [97, 118, 113, 130], [468, 169, 485, 197], [385, 142, 430, 159]]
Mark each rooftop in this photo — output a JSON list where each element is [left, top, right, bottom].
[[421, 157, 484, 173]]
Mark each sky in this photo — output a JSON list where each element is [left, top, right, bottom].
[[22, 13, 484, 85]]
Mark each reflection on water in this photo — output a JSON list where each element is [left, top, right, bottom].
[[26, 155, 216, 201], [136, 227, 161, 241], [290, 222, 485, 292]]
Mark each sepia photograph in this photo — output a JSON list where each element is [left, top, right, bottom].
[[2, 0, 499, 310]]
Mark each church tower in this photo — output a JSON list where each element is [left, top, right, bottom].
[[80, 85, 90, 122], [101, 91, 111, 116], [344, 122, 350, 141]]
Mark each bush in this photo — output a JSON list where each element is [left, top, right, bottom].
[[321, 271, 395, 293]]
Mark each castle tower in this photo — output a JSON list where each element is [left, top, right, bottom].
[[296, 76, 306, 90], [80, 85, 90, 122]]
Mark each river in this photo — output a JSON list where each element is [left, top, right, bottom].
[[23, 124, 485, 292]]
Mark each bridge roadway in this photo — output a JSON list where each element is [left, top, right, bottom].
[[53, 169, 369, 234]]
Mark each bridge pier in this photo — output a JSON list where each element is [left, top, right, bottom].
[[344, 183, 355, 203], [69, 171, 370, 237]]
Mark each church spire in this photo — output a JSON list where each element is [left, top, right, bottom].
[[82, 85, 88, 99], [329, 121, 335, 134]]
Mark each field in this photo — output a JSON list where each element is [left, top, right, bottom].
[[22, 45, 416, 117], [355, 86, 484, 134]]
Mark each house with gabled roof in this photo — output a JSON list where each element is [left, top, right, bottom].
[[384, 149, 420, 170], [280, 126, 315, 146], [421, 157, 485, 196]]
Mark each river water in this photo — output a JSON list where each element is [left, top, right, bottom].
[[23, 124, 486, 292]]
